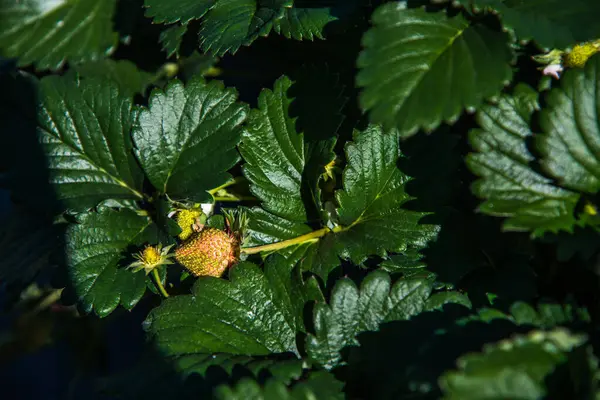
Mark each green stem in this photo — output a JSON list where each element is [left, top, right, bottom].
[[213, 195, 257, 202], [241, 227, 333, 255], [152, 269, 169, 298], [208, 177, 246, 196]]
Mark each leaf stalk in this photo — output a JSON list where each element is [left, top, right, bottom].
[[241, 226, 343, 255]]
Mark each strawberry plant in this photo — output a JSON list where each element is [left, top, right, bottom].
[[2, 0, 600, 398]]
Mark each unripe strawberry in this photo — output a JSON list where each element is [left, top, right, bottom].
[[175, 228, 240, 277]]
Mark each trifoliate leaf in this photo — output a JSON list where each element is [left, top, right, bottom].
[[159, 24, 189, 58], [64, 208, 155, 317], [454, 0, 600, 50], [537, 54, 600, 195], [357, 5, 513, 138], [0, 0, 118, 70], [34, 75, 145, 212], [145, 262, 311, 356], [133, 77, 247, 203], [240, 76, 336, 223], [467, 84, 580, 236], [243, 125, 439, 280], [440, 328, 593, 399], [72, 59, 153, 95], [306, 270, 433, 369], [214, 372, 344, 400]]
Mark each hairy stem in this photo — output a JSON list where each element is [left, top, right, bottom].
[[213, 195, 257, 202], [241, 227, 336, 255], [152, 269, 169, 298], [208, 176, 246, 196]]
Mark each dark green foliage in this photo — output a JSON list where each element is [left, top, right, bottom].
[[2, 0, 600, 399]]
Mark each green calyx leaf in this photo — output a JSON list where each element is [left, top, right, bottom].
[[133, 77, 247, 203], [0, 0, 118, 70], [357, 5, 513, 138], [64, 208, 156, 317]]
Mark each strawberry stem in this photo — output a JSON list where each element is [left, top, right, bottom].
[[152, 269, 170, 298], [241, 226, 342, 255], [213, 195, 256, 202], [208, 176, 246, 196]]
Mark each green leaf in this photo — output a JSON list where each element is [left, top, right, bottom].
[[425, 291, 472, 311], [240, 76, 336, 223], [537, 54, 600, 195], [306, 271, 433, 369], [273, 0, 362, 41], [264, 252, 325, 333], [455, 0, 600, 50], [357, 5, 513, 138], [145, 0, 293, 55], [244, 207, 313, 248], [199, 0, 292, 55], [64, 208, 155, 317], [0, 0, 118, 70], [467, 84, 580, 236], [244, 125, 439, 280], [101, 353, 305, 399], [133, 77, 247, 202], [36, 75, 145, 212], [510, 301, 590, 328], [440, 328, 592, 399], [144, 0, 214, 24], [331, 126, 439, 263], [72, 59, 153, 95], [214, 372, 344, 400], [145, 262, 309, 356], [159, 24, 189, 58]]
